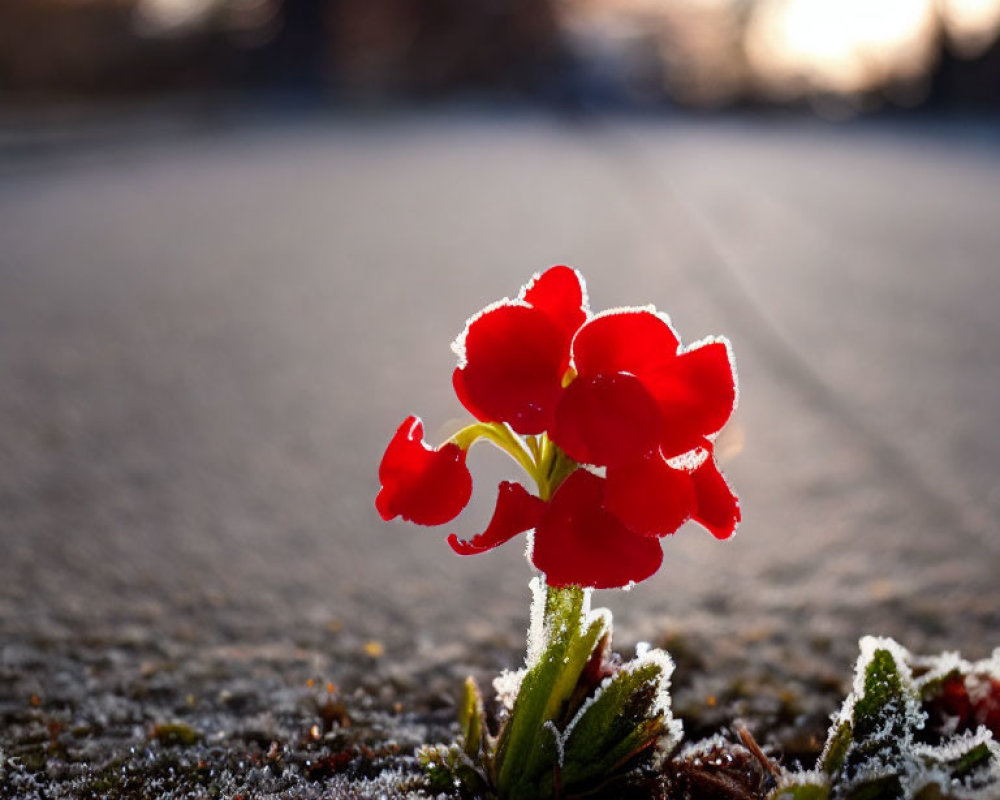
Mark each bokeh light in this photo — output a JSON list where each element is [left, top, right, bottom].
[[745, 0, 938, 97], [940, 0, 1000, 56]]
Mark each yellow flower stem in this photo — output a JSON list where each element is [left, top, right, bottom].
[[448, 422, 538, 482], [535, 434, 557, 501], [447, 425, 576, 504]]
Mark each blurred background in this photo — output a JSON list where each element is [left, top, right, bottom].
[[2, 1, 1000, 791], [2, 0, 1000, 113]]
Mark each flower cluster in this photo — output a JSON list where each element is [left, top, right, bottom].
[[376, 266, 740, 588]]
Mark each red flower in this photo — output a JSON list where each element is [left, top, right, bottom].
[[376, 267, 740, 588], [442, 449, 738, 588], [376, 416, 472, 526], [445, 471, 661, 589], [452, 265, 588, 435], [553, 310, 736, 465], [551, 309, 739, 541]]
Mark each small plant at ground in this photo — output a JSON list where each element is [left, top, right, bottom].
[[374, 265, 1000, 800], [376, 266, 740, 799], [774, 637, 1000, 800]]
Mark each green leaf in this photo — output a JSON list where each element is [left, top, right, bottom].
[[806, 639, 920, 798], [820, 721, 852, 777], [856, 736, 1000, 800], [852, 648, 908, 745], [841, 639, 921, 778], [843, 774, 904, 800], [916, 736, 997, 784], [558, 661, 665, 789], [948, 741, 993, 779], [537, 586, 607, 726], [771, 782, 831, 800], [459, 676, 485, 760]]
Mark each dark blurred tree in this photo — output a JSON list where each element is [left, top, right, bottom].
[[0, 0, 562, 100], [329, 0, 563, 98], [247, 0, 329, 90], [926, 34, 1000, 109], [0, 0, 256, 97]]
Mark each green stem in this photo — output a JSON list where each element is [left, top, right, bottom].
[[495, 582, 602, 799], [533, 435, 577, 502]]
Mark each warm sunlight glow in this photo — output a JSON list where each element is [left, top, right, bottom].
[[133, 0, 274, 36], [746, 0, 937, 95], [133, 0, 216, 33]]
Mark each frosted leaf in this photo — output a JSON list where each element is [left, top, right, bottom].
[[903, 728, 1000, 799], [911, 726, 997, 771], [850, 637, 918, 706], [911, 648, 971, 685], [819, 635, 925, 783], [787, 636, 1000, 800], [525, 576, 609, 670], [559, 640, 682, 770], [771, 769, 831, 800], [912, 647, 1000, 696], [492, 583, 682, 799], [776, 768, 829, 787]]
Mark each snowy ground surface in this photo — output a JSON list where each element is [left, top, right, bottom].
[[2, 108, 1000, 797]]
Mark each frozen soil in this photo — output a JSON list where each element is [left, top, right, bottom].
[[0, 601, 850, 799], [4, 566, 986, 799], [2, 110, 1000, 797]]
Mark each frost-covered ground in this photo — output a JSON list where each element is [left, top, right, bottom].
[[2, 109, 999, 797]]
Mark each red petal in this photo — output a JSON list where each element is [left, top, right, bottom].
[[572, 310, 680, 377], [376, 416, 472, 526], [690, 456, 740, 539], [522, 265, 588, 344], [531, 470, 664, 589], [645, 339, 737, 458], [551, 372, 661, 467], [453, 303, 568, 434], [452, 368, 491, 423], [448, 481, 546, 555], [605, 453, 695, 537]]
